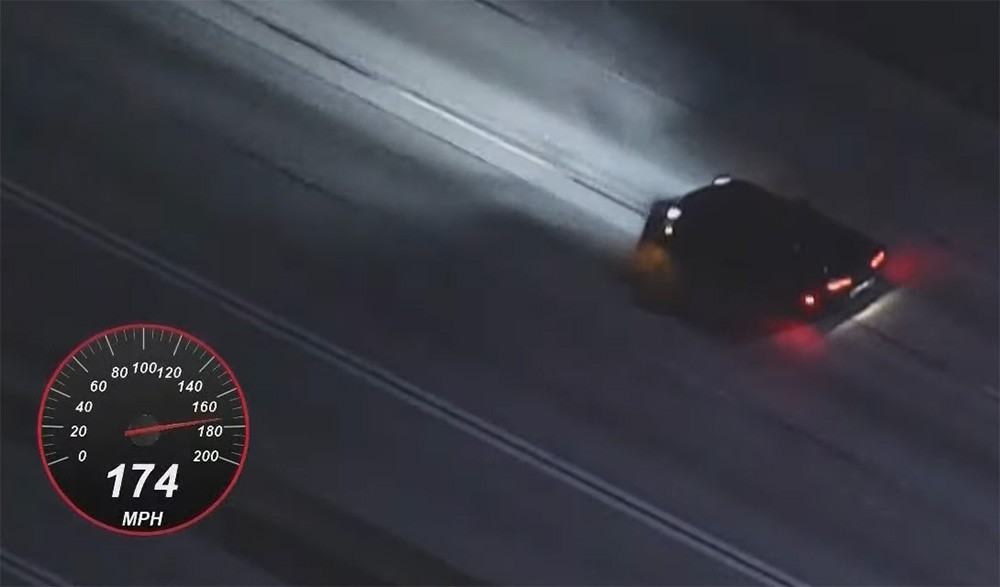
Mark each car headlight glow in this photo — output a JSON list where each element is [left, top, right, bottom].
[[666, 206, 682, 220]]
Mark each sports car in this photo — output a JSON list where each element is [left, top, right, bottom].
[[632, 176, 887, 319]]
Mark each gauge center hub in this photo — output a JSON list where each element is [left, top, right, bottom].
[[127, 414, 160, 447]]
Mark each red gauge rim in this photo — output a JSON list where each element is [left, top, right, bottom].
[[37, 322, 250, 537]]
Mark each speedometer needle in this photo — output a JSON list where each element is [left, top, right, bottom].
[[125, 417, 222, 438]]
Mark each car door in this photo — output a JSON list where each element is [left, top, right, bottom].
[[705, 195, 767, 287]]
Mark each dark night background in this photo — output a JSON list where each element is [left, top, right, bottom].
[[771, 1, 999, 121]]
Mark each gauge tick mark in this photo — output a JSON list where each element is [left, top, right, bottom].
[[72, 356, 89, 373]]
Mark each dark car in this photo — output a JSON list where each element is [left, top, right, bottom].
[[631, 176, 887, 320]]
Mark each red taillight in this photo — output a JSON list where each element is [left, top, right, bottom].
[[870, 250, 885, 269], [826, 276, 853, 292], [802, 293, 817, 308]]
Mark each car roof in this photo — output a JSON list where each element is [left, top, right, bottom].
[[676, 179, 880, 274], [680, 180, 800, 229], [682, 179, 778, 205]]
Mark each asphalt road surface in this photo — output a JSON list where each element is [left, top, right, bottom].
[[2, 2, 997, 586]]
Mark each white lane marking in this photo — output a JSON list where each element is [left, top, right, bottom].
[[72, 356, 89, 373], [50, 388, 70, 398], [105, 334, 114, 356], [184, 0, 644, 240], [46, 456, 69, 466], [217, 388, 236, 398], [219, 455, 241, 466], [399, 88, 555, 171], [2, 166, 803, 587]]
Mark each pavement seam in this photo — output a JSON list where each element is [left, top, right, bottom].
[[0, 549, 73, 587]]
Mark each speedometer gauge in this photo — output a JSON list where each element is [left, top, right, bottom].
[[38, 324, 249, 536]]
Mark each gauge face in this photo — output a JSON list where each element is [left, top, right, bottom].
[[38, 324, 249, 536]]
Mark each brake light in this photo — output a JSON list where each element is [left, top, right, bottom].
[[870, 250, 885, 269], [826, 276, 853, 292]]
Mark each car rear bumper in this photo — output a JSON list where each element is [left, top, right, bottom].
[[820, 273, 889, 318], [848, 274, 878, 299]]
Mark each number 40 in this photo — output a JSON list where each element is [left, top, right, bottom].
[[107, 463, 179, 498]]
